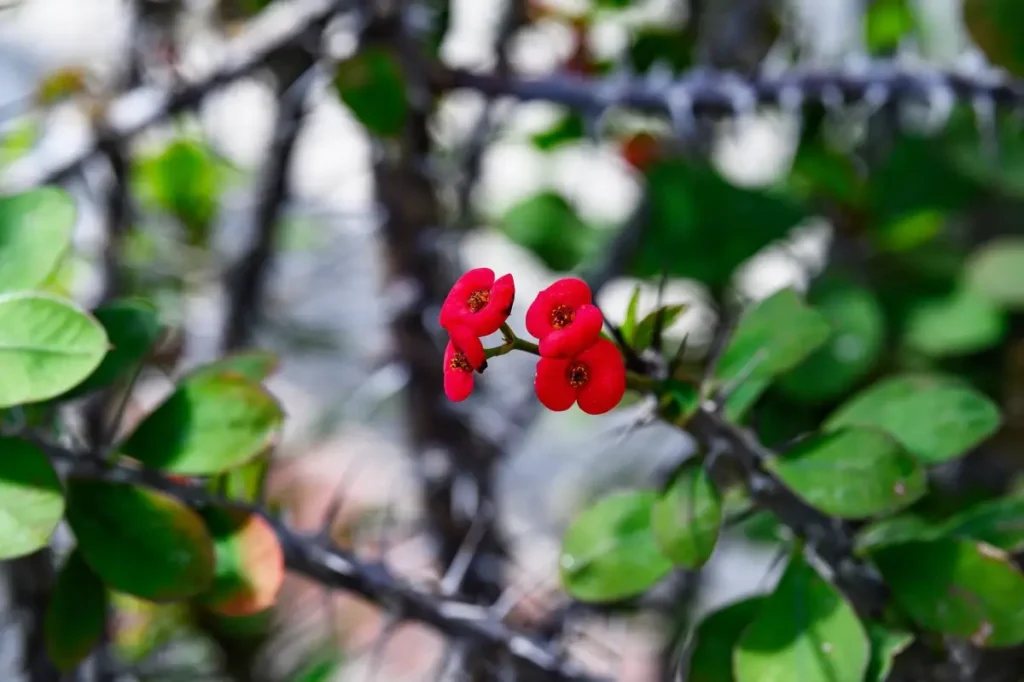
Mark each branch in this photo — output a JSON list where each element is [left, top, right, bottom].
[[41, 446, 605, 682]]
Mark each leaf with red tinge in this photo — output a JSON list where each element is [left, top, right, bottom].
[[66, 479, 216, 602], [45, 548, 108, 671], [199, 507, 285, 617]]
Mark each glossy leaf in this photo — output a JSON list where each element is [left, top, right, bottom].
[[66, 479, 216, 601], [903, 286, 1007, 357], [0, 292, 108, 407], [735, 551, 870, 682], [633, 162, 806, 288], [621, 285, 642, 342], [873, 539, 1024, 646], [119, 371, 283, 475], [941, 496, 1024, 553], [45, 548, 108, 671], [0, 437, 65, 559], [778, 279, 885, 402], [825, 374, 1000, 464], [651, 463, 722, 568], [65, 299, 162, 398], [184, 350, 279, 384], [715, 288, 831, 389], [633, 304, 687, 351], [134, 139, 225, 244], [334, 47, 408, 137], [767, 428, 926, 519], [498, 191, 596, 272], [199, 507, 285, 617], [865, 0, 916, 53], [560, 491, 673, 602], [865, 624, 913, 682], [0, 187, 76, 293], [966, 237, 1024, 309], [855, 514, 946, 555], [687, 597, 765, 682], [531, 112, 585, 151]]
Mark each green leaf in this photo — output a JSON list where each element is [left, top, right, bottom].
[[66, 479, 215, 601], [735, 550, 870, 682], [825, 374, 1001, 464], [865, 624, 913, 682], [633, 304, 687, 351], [715, 288, 831, 389], [184, 350, 279, 384], [497, 192, 597, 272], [134, 138, 225, 244], [633, 162, 806, 288], [119, 371, 283, 475], [531, 112, 586, 151], [941, 496, 1024, 553], [0, 437, 65, 559], [903, 286, 1007, 357], [865, 0, 916, 54], [221, 454, 271, 502], [65, 298, 162, 398], [778, 279, 885, 403], [687, 597, 765, 682], [45, 548, 108, 671], [560, 491, 673, 602], [0, 187, 76, 293], [767, 428, 926, 519], [198, 507, 285, 617], [0, 292, 108, 407], [627, 28, 695, 73], [964, 0, 1024, 76], [334, 47, 408, 137], [621, 285, 642, 343], [650, 462, 722, 568], [872, 539, 1024, 646], [965, 237, 1024, 309], [855, 513, 946, 555], [0, 117, 38, 166]]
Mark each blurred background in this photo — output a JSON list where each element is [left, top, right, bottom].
[[0, 0, 1017, 680]]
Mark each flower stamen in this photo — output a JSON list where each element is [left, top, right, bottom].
[[550, 304, 575, 329], [567, 363, 589, 388], [467, 290, 491, 313], [449, 352, 473, 373]]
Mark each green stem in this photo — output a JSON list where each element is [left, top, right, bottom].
[[485, 324, 540, 358]]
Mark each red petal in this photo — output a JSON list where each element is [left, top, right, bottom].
[[444, 369, 474, 401], [525, 289, 556, 340], [448, 326, 486, 369], [575, 338, 627, 415], [443, 341, 475, 401], [440, 268, 496, 330], [490, 273, 515, 316], [545, 278, 593, 308], [538, 304, 604, 357], [534, 357, 577, 411]]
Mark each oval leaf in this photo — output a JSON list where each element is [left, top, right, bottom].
[[825, 374, 1000, 464], [903, 287, 1007, 357], [199, 507, 285, 617], [735, 551, 870, 682], [0, 437, 65, 559], [0, 187, 76, 293], [767, 428, 926, 519], [966, 237, 1024, 308], [854, 513, 946, 556], [872, 539, 1024, 647], [941, 496, 1024, 553], [184, 350, 279, 384], [119, 371, 283, 475], [651, 463, 722, 568], [560, 491, 673, 602], [66, 479, 215, 601], [0, 292, 109, 407], [687, 597, 765, 682], [66, 298, 162, 398], [866, 623, 913, 682], [45, 548, 108, 671], [334, 47, 408, 137]]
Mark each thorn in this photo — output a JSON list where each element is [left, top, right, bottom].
[[650, 272, 670, 353], [318, 458, 368, 540], [667, 332, 690, 378], [701, 310, 738, 388], [440, 506, 490, 597], [361, 614, 402, 682]]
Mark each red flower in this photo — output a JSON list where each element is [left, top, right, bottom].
[[440, 268, 515, 337], [620, 132, 660, 172], [526, 278, 604, 357], [443, 327, 486, 402], [534, 338, 626, 415]]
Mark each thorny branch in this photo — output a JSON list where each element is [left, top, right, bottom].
[[40, 444, 605, 682]]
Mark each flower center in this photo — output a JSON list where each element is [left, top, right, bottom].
[[567, 363, 589, 388], [449, 352, 473, 373], [550, 304, 575, 329], [467, 289, 490, 313]]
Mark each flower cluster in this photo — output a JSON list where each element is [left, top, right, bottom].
[[439, 269, 627, 415]]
